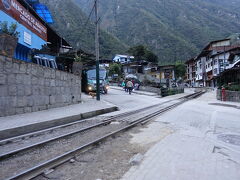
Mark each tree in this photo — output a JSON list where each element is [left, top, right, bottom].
[[144, 50, 158, 63], [0, 21, 20, 37], [109, 63, 122, 76], [175, 61, 186, 78], [127, 45, 158, 63], [127, 45, 146, 60]]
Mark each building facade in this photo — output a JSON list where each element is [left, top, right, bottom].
[[186, 37, 240, 87], [185, 58, 196, 87]]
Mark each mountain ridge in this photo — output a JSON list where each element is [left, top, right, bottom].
[[40, 0, 128, 59], [73, 0, 240, 63], [41, 0, 240, 64]]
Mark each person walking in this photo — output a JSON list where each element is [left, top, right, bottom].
[[125, 80, 128, 92], [127, 80, 134, 95], [121, 81, 126, 91]]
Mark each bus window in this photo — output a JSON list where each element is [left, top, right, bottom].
[[46, 60, 50, 67], [49, 61, 54, 68]]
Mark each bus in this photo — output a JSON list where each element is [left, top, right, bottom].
[[82, 67, 109, 94]]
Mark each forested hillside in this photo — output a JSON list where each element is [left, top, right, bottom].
[[73, 0, 240, 64], [40, 0, 240, 64], [39, 0, 128, 59]]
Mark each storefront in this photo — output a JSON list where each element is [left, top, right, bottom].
[[0, 0, 71, 68]]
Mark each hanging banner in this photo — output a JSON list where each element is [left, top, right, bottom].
[[0, 0, 47, 41]]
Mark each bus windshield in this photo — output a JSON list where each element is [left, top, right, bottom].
[[87, 69, 107, 80]]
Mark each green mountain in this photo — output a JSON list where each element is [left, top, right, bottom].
[[73, 0, 240, 64], [40, 0, 240, 64], [39, 0, 128, 59]]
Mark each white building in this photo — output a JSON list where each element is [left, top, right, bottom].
[[195, 55, 207, 87], [113, 55, 134, 64], [194, 38, 240, 87], [186, 36, 240, 87]]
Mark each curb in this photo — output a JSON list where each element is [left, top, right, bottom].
[[0, 106, 118, 140]]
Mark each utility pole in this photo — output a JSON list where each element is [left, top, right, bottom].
[[95, 0, 100, 101]]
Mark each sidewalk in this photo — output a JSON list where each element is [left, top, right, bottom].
[[121, 91, 240, 180], [110, 86, 158, 96], [0, 94, 118, 140]]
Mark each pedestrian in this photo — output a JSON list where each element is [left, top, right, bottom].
[[121, 81, 126, 91], [125, 80, 128, 92], [134, 82, 139, 90], [127, 80, 134, 94]]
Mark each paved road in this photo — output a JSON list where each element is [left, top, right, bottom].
[[121, 91, 240, 180], [100, 88, 192, 115]]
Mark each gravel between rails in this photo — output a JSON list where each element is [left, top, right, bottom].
[[0, 116, 106, 155], [0, 122, 126, 180], [33, 121, 167, 180]]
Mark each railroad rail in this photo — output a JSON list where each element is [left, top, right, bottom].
[[1, 91, 204, 180], [0, 94, 182, 146]]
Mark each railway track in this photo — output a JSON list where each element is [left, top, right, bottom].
[[0, 91, 204, 180]]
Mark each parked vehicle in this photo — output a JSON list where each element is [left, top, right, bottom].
[[82, 67, 109, 94]]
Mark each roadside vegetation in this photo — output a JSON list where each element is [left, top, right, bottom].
[[222, 84, 240, 92]]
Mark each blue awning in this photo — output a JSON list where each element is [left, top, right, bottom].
[[26, 1, 54, 24], [33, 3, 54, 24]]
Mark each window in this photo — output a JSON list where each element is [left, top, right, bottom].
[[219, 59, 224, 66]]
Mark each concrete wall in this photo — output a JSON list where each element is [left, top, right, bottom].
[[217, 89, 240, 102], [0, 55, 81, 117]]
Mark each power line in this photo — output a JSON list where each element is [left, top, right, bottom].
[[72, 0, 96, 39], [83, 0, 96, 28]]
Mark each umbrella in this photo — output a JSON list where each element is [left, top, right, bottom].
[[125, 74, 138, 79]]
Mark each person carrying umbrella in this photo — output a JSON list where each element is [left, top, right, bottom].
[[126, 79, 134, 95]]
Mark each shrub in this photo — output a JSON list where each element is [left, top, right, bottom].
[[0, 21, 20, 38], [222, 84, 240, 91]]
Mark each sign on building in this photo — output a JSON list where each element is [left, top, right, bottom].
[[0, 0, 47, 41], [23, 31, 31, 45]]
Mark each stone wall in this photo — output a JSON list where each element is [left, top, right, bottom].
[[0, 55, 81, 117], [139, 86, 161, 94], [217, 89, 240, 102]]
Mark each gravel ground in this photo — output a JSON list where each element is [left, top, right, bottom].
[[30, 104, 182, 180], [0, 123, 126, 179], [33, 125, 153, 180], [33, 116, 174, 180], [0, 116, 107, 155]]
